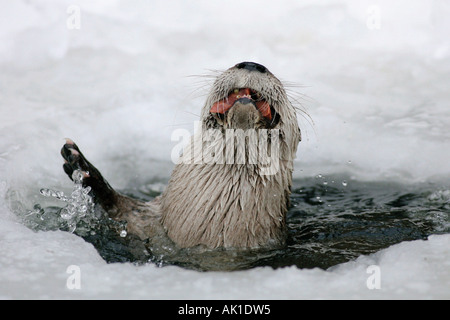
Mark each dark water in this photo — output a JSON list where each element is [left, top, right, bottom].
[[257, 177, 449, 269], [22, 175, 449, 271]]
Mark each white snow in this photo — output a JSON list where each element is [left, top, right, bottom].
[[1, 213, 448, 299], [0, 0, 449, 299]]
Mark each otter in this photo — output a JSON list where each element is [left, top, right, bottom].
[[61, 62, 301, 250]]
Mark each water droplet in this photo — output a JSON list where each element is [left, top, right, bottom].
[[38, 168, 97, 234], [55, 191, 68, 201], [68, 222, 77, 233], [342, 180, 348, 187], [120, 230, 127, 238], [27, 204, 45, 217], [72, 170, 84, 184], [82, 186, 91, 195], [40, 188, 51, 197], [60, 212, 71, 220]]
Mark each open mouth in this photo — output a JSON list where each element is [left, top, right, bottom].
[[210, 88, 272, 121]]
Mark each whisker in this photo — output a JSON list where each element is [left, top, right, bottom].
[[270, 109, 279, 127], [163, 122, 198, 128], [280, 81, 316, 136], [182, 71, 221, 101], [181, 110, 201, 118], [178, 67, 316, 138]]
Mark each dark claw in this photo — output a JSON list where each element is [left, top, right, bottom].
[[61, 140, 90, 175], [60, 138, 119, 212], [61, 138, 95, 186], [63, 162, 74, 179], [61, 146, 68, 161], [61, 139, 80, 158]]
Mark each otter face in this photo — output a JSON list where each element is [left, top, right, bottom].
[[204, 62, 287, 130], [196, 61, 301, 172]]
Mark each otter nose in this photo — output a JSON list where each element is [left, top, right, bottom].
[[235, 62, 267, 73]]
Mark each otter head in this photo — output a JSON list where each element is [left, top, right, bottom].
[[204, 62, 293, 130], [206, 62, 281, 130], [202, 61, 301, 169], [161, 62, 302, 249]]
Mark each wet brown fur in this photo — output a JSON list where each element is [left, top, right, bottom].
[[63, 63, 301, 250]]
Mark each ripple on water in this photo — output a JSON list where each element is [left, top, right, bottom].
[[16, 174, 450, 271]]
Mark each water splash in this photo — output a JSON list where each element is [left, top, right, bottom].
[[40, 170, 95, 233], [21, 174, 449, 270]]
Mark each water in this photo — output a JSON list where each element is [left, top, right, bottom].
[[19, 174, 449, 272], [272, 177, 449, 269], [38, 170, 96, 233]]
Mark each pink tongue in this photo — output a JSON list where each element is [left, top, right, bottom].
[[209, 99, 234, 114], [210, 88, 272, 120]]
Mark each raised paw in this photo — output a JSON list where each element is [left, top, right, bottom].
[[61, 138, 91, 181], [60, 138, 119, 212]]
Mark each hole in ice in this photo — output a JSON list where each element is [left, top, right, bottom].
[[16, 174, 450, 271]]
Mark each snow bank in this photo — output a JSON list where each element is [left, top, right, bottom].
[[1, 214, 448, 299]]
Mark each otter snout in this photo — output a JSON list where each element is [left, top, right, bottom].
[[235, 61, 268, 73], [226, 98, 261, 129]]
